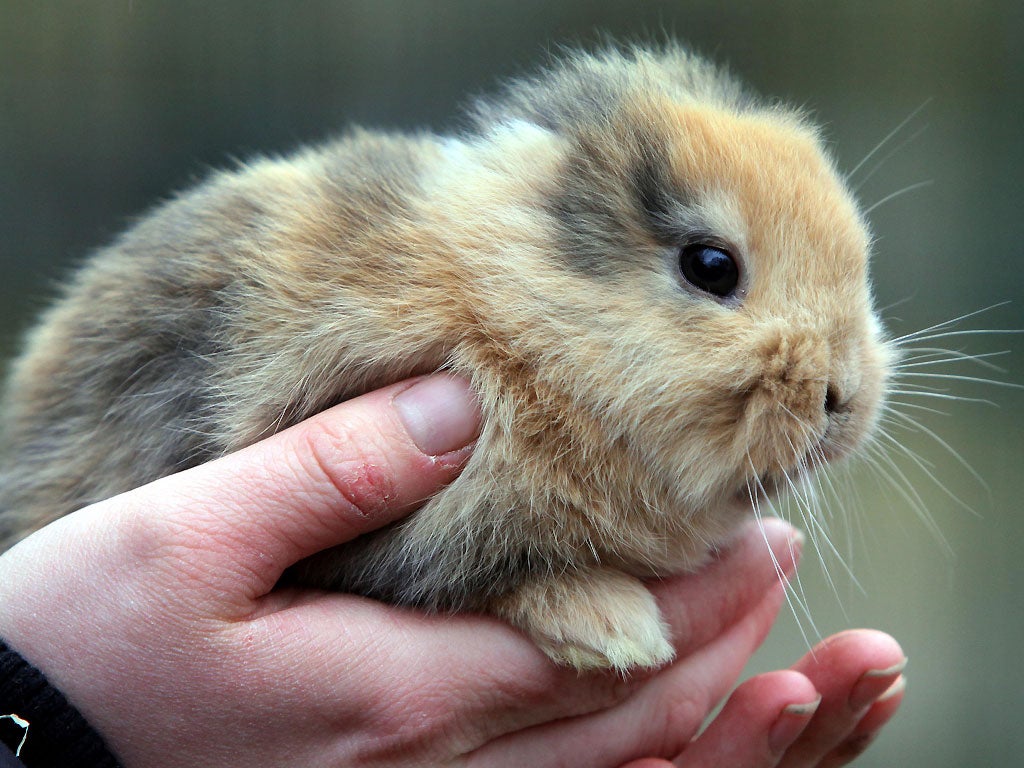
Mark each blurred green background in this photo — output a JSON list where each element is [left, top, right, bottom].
[[1, 1, 1022, 765]]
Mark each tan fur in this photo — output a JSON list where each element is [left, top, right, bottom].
[[0, 45, 889, 671]]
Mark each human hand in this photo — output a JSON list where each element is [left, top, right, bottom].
[[619, 628, 905, 768], [0, 374, 902, 766]]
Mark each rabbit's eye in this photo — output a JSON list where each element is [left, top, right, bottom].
[[678, 244, 739, 298]]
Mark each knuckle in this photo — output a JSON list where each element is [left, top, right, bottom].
[[297, 416, 400, 519], [353, 679, 461, 761], [473, 663, 565, 711], [648, 689, 706, 756]]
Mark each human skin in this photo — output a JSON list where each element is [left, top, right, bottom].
[[0, 374, 904, 767]]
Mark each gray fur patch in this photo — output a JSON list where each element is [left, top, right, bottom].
[[287, 516, 542, 611]]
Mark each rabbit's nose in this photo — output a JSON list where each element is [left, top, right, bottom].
[[824, 383, 842, 415]]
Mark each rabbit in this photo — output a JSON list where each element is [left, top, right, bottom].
[[0, 43, 890, 672]]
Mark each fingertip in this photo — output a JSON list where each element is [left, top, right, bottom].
[[718, 517, 802, 578], [649, 519, 800, 660], [848, 655, 907, 711], [248, 375, 479, 556], [877, 673, 906, 703], [818, 677, 905, 768], [676, 669, 820, 767], [778, 629, 906, 765], [756, 516, 804, 577], [823, 627, 905, 658], [798, 629, 907, 693], [856, 674, 905, 731], [392, 374, 481, 457], [734, 669, 820, 717]]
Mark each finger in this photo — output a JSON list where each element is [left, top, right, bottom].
[[251, 590, 651, 753], [111, 374, 481, 598], [673, 670, 819, 768], [458, 517, 799, 749], [251, 517, 799, 754], [817, 675, 905, 768], [650, 517, 802, 657], [777, 630, 906, 768], [401, 520, 796, 756], [467, 579, 788, 767]]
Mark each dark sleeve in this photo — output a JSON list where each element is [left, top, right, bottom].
[[0, 741, 26, 768], [0, 639, 122, 768]]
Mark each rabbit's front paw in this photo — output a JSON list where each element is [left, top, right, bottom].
[[493, 567, 675, 673]]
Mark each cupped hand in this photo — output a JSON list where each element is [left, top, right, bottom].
[[0, 374, 902, 767], [620, 628, 905, 768]]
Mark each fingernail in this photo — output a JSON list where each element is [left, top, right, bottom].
[[393, 375, 482, 456], [877, 674, 907, 702], [791, 528, 806, 550], [785, 528, 805, 577], [762, 519, 803, 578], [849, 658, 908, 710], [769, 695, 820, 753]]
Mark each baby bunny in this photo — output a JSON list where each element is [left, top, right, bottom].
[[0, 44, 889, 671]]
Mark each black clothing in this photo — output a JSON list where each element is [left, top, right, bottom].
[[0, 639, 121, 768]]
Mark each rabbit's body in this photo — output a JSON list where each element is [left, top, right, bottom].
[[0, 46, 888, 670]]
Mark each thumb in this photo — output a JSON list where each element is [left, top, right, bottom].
[[119, 374, 481, 599]]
